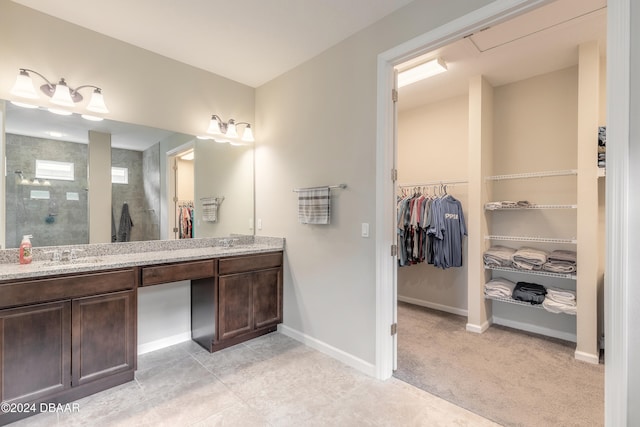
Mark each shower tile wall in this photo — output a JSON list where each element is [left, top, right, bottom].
[[5, 134, 89, 248], [143, 143, 161, 240], [112, 145, 160, 242]]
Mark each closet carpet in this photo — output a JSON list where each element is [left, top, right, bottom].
[[393, 302, 604, 427]]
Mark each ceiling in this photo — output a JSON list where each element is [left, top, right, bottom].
[[10, 0, 415, 88], [397, 0, 607, 111], [5, 0, 607, 148]]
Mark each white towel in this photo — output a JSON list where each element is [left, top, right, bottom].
[[201, 198, 219, 222], [484, 278, 516, 298], [298, 187, 330, 224], [542, 288, 577, 314], [483, 246, 516, 267], [546, 288, 576, 304], [543, 298, 577, 315], [512, 247, 548, 270]]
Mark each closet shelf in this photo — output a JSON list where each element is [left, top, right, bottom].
[[485, 265, 576, 280], [485, 294, 545, 309], [485, 169, 578, 181], [484, 295, 576, 316], [485, 204, 577, 210], [485, 235, 577, 244]]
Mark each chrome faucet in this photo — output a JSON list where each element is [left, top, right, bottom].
[[219, 238, 240, 248], [60, 249, 72, 262], [57, 248, 83, 262]]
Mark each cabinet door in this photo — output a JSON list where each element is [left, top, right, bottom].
[[218, 273, 252, 340], [253, 267, 283, 329], [72, 290, 136, 386], [0, 301, 71, 403]]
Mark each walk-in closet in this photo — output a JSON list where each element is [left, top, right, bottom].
[[393, 1, 606, 425]]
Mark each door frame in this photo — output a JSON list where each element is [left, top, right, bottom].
[[374, 0, 630, 424], [166, 142, 194, 240]]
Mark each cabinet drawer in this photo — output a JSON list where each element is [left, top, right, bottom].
[[141, 260, 215, 286], [219, 252, 283, 275], [0, 269, 136, 310]]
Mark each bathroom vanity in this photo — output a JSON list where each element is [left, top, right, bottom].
[[0, 236, 284, 425]]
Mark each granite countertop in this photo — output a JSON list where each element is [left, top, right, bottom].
[[0, 236, 285, 281]]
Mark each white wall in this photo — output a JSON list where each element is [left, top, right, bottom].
[[194, 140, 254, 237], [137, 281, 191, 354], [255, 0, 495, 366], [397, 95, 469, 313]]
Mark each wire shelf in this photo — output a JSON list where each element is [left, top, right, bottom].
[[485, 235, 577, 244], [484, 294, 545, 309], [485, 204, 577, 210], [484, 294, 576, 316], [485, 169, 578, 181], [485, 265, 576, 280]]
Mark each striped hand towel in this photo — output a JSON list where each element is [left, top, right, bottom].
[[298, 187, 330, 224]]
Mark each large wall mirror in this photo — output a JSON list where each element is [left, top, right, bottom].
[[2, 101, 254, 249]]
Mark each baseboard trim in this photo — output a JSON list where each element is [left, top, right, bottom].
[[398, 295, 468, 317], [575, 350, 600, 364], [278, 324, 376, 377], [138, 332, 192, 355], [466, 320, 490, 333], [492, 316, 577, 343]]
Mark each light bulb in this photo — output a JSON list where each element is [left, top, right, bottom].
[[10, 70, 38, 99], [241, 125, 255, 142], [50, 80, 75, 107], [226, 121, 238, 138], [86, 89, 109, 113], [206, 116, 223, 135]]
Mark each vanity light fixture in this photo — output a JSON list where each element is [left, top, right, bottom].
[[206, 115, 255, 143], [397, 57, 447, 88], [10, 68, 109, 117]]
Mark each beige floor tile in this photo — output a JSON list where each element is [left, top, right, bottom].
[[144, 380, 243, 426], [190, 402, 269, 427], [5, 333, 500, 427]]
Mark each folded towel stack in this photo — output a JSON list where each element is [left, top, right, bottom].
[[542, 287, 577, 315], [598, 126, 606, 168], [483, 246, 516, 267], [543, 250, 577, 273], [484, 278, 516, 298], [511, 247, 548, 270], [484, 201, 530, 210]]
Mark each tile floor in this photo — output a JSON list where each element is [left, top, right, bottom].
[[10, 333, 499, 426]]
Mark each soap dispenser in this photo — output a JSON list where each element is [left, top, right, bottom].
[[19, 235, 33, 264]]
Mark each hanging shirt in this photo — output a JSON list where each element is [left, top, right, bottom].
[[430, 196, 467, 268]]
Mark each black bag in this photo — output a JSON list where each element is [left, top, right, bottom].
[[512, 281, 547, 305]]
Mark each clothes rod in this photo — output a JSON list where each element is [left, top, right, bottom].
[[398, 180, 468, 187], [292, 184, 347, 192]]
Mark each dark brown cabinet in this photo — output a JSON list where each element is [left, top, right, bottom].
[[0, 249, 283, 425], [0, 269, 136, 425], [218, 273, 253, 340], [192, 252, 283, 352], [72, 290, 136, 386], [0, 301, 71, 404]]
